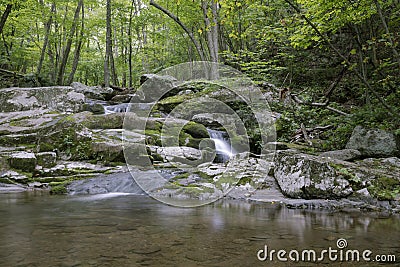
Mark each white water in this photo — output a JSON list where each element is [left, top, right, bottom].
[[208, 129, 235, 162]]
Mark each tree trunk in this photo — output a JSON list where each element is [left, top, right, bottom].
[[104, 0, 112, 88], [373, 0, 400, 69], [150, 0, 206, 61], [201, 1, 219, 79], [111, 25, 118, 86], [0, 4, 12, 35], [56, 0, 83, 85], [67, 1, 85, 85], [127, 0, 134, 88], [37, 3, 56, 76], [201, 0, 219, 63]]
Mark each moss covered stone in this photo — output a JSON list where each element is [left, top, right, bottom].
[[368, 176, 400, 201], [182, 122, 209, 138]]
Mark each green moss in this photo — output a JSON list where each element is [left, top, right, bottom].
[[39, 143, 55, 152], [194, 171, 213, 181], [177, 185, 215, 198], [0, 178, 14, 184], [151, 153, 164, 162], [238, 176, 253, 186], [368, 176, 400, 201], [329, 162, 362, 190], [284, 142, 319, 154], [170, 172, 190, 181], [182, 122, 209, 138], [49, 184, 67, 195], [146, 120, 163, 132], [145, 129, 162, 146]]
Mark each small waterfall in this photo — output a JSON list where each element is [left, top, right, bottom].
[[105, 103, 130, 114], [104, 102, 156, 114], [207, 129, 235, 163]]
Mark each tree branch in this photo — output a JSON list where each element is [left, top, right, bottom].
[[291, 94, 350, 116], [149, 0, 205, 61], [0, 4, 12, 35], [282, 0, 398, 117]]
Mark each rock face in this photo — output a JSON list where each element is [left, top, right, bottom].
[[139, 74, 177, 102], [319, 149, 361, 161], [148, 146, 202, 164], [274, 151, 353, 199], [8, 152, 37, 172], [0, 87, 84, 112], [71, 82, 111, 100], [346, 126, 399, 157], [36, 152, 57, 168]]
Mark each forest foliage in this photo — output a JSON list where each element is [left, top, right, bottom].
[[0, 0, 399, 148]]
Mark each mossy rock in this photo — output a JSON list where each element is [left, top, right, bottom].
[[145, 120, 163, 132], [81, 113, 124, 129], [368, 176, 400, 201], [182, 122, 209, 138], [81, 103, 105, 114], [49, 184, 68, 195], [145, 129, 162, 146]]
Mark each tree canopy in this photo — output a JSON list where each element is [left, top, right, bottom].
[[0, 0, 399, 146]]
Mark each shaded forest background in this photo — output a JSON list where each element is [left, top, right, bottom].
[[0, 0, 399, 149]]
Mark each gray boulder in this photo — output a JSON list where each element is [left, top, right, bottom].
[[346, 126, 399, 157], [319, 149, 361, 161], [0, 87, 84, 112], [148, 146, 202, 165], [274, 151, 353, 199], [71, 82, 110, 100], [139, 74, 177, 102]]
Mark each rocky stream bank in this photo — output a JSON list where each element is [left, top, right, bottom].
[[0, 75, 399, 212]]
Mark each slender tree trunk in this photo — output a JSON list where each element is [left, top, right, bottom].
[[67, 1, 85, 85], [373, 0, 400, 69], [201, 1, 219, 79], [211, 0, 219, 63], [201, 0, 219, 63], [127, 0, 134, 88], [37, 3, 56, 76], [57, 0, 83, 85], [111, 25, 118, 86], [150, 0, 206, 61], [0, 4, 12, 35], [104, 0, 112, 87]]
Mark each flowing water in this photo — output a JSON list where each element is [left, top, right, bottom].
[[208, 129, 235, 163], [0, 191, 399, 267]]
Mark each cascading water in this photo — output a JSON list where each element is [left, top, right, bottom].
[[207, 129, 235, 163], [105, 103, 130, 114]]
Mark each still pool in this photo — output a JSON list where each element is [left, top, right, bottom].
[[0, 192, 399, 266]]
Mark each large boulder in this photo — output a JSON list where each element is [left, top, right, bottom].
[[138, 74, 178, 102], [0, 87, 84, 113], [148, 146, 202, 164], [275, 150, 400, 202], [274, 151, 353, 199], [71, 82, 111, 100], [346, 126, 399, 157], [91, 141, 124, 162]]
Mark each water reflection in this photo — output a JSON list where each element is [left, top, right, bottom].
[[0, 193, 399, 266]]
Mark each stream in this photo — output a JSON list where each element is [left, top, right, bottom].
[[0, 190, 399, 266]]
